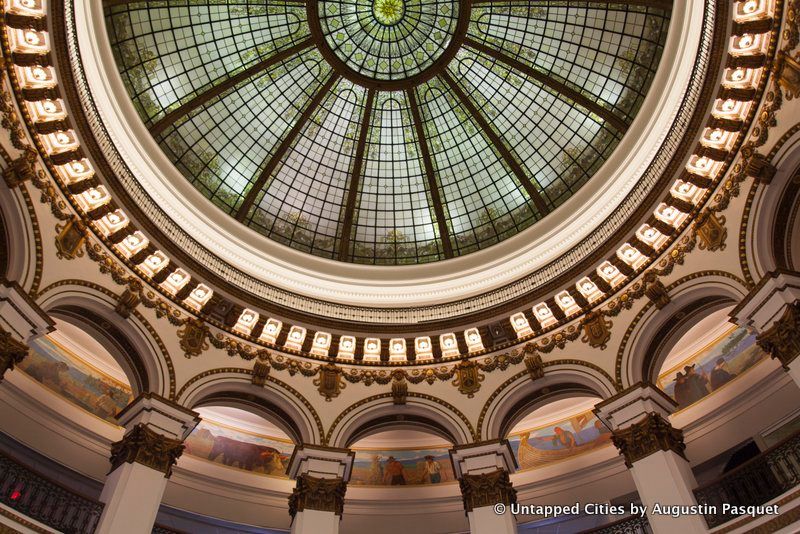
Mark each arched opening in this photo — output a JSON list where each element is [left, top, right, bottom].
[[16, 318, 135, 423], [347, 428, 455, 486], [654, 307, 767, 411], [182, 405, 295, 478]]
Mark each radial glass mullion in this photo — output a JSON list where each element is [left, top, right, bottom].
[[351, 92, 443, 264], [450, 48, 622, 209], [105, 0, 311, 126], [157, 49, 332, 215], [467, 1, 669, 121], [244, 78, 367, 259], [415, 78, 537, 257]]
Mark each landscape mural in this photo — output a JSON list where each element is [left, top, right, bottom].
[[658, 326, 766, 410], [508, 411, 613, 471], [18, 336, 133, 423], [350, 448, 454, 486], [183, 421, 293, 477]]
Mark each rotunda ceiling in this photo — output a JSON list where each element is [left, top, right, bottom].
[[103, 0, 669, 265]]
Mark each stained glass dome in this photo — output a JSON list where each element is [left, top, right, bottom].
[[105, 0, 670, 265]]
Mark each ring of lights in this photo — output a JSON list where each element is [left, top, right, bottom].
[[309, 0, 468, 89]]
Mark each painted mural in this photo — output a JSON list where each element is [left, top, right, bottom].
[[18, 336, 133, 423], [508, 411, 613, 471], [183, 421, 293, 477], [657, 326, 766, 410], [350, 448, 454, 486]]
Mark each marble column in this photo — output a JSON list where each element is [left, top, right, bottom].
[[0, 280, 53, 382], [95, 393, 200, 534], [595, 383, 707, 534], [450, 440, 518, 534], [731, 270, 800, 385], [287, 444, 354, 534]]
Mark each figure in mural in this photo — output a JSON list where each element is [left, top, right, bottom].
[[424, 455, 442, 483], [207, 436, 280, 472], [368, 455, 384, 485], [683, 364, 710, 404], [512, 413, 613, 470], [384, 456, 406, 485], [709, 358, 736, 390]]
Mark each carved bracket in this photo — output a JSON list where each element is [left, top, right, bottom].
[[524, 354, 544, 382], [251, 357, 271, 387], [644, 279, 671, 310]]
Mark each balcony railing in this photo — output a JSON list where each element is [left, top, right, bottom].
[[0, 451, 102, 533], [694, 429, 800, 528], [580, 515, 652, 534]]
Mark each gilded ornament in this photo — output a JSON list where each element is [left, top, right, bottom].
[[0, 328, 27, 383], [776, 51, 800, 100], [694, 209, 727, 251], [2, 150, 36, 188], [54, 217, 86, 260], [644, 279, 671, 310], [581, 311, 612, 349], [757, 303, 800, 368], [251, 357, 271, 387], [391, 372, 407, 405], [177, 318, 209, 358], [524, 354, 544, 381], [611, 413, 686, 468], [453, 360, 484, 398], [288, 474, 347, 517], [109, 423, 185, 477], [114, 280, 142, 319], [459, 469, 516, 512], [314, 362, 345, 401]]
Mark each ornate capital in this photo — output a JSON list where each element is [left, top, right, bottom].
[[757, 303, 800, 368], [611, 412, 686, 468], [109, 423, 185, 478], [459, 469, 517, 513], [288, 474, 347, 517], [0, 329, 27, 383]]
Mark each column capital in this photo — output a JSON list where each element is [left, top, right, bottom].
[[287, 444, 355, 482], [459, 469, 517, 513], [449, 439, 517, 480], [115, 392, 201, 440], [610, 412, 686, 468], [109, 423, 185, 478], [593, 382, 677, 431], [288, 474, 347, 518], [0, 280, 54, 342], [0, 327, 27, 383], [756, 302, 800, 368], [730, 269, 800, 332]]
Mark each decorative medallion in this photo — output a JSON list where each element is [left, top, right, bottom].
[[314, 0, 461, 85], [453, 360, 484, 398], [581, 311, 613, 350], [611, 412, 686, 468], [459, 468, 516, 513], [289, 474, 347, 517], [757, 303, 800, 368], [109, 423, 185, 477], [314, 362, 346, 401], [177, 318, 209, 359], [694, 209, 728, 251], [54, 217, 86, 260]]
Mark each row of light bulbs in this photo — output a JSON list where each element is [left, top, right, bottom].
[[2, 0, 774, 362]]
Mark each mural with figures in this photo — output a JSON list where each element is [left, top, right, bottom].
[[657, 326, 766, 410], [350, 448, 454, 486], [183, 421, 293, 477], [18, 336, 133, 423], [508, 411, 613, 472]]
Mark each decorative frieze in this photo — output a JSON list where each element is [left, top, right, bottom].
[[757, 303, 800, 368], [611, 413, 686, 468], [108, 423, 185, 478], [459, 469, 517, 513], [288, 474, 347, 517], [0, 328, 27, 382]]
